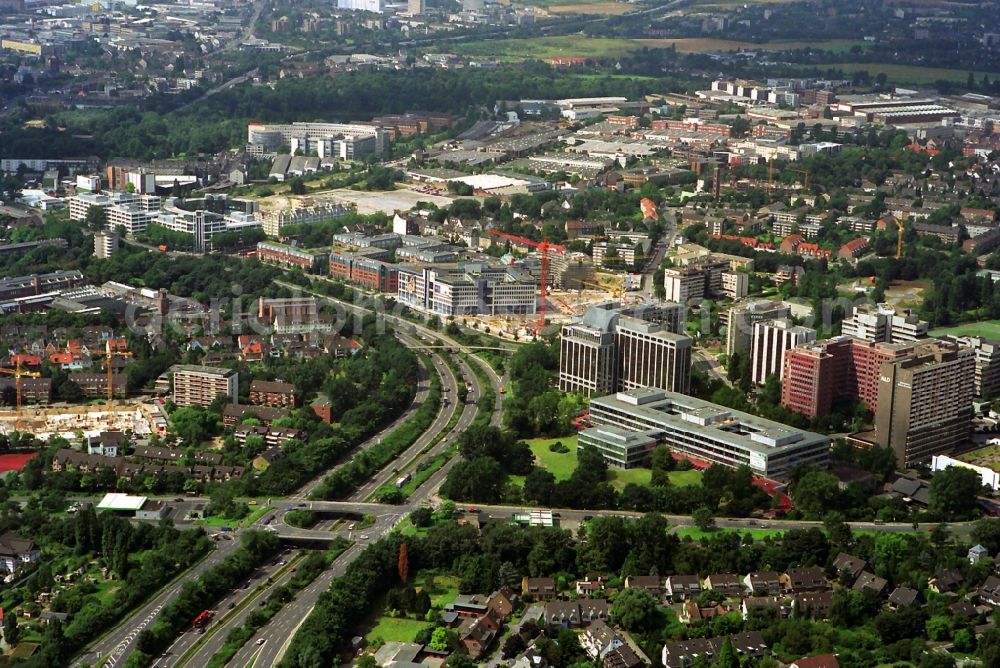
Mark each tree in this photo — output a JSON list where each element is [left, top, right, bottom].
[[692, 506, 715, 531], [398, 542, 409, 584], [429, 627, 451, 652], [440, 457, 505, 503], [611, 588, 657, 632], [170, 407, 217, 445], [289, 177, 307, 195], [791, 469, 842, 518], [3, 609, 19, 645], [929, 465, 982, 519], [715, 638, 740, 668]]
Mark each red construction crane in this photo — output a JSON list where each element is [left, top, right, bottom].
[[487, 230, 565, 332]]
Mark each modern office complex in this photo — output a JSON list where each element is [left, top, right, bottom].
[[750, 318, 816, 384], [247, 122, 386, 154], [396, 262, 537, 316], [170, 365, 239, 407], [663, 258, 747, 303], [875, 340, 975, 468], [725, 300, 790, 356], [559, 302, 690, 397], [582, 388, 829, 477]]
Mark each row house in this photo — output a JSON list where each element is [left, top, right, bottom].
[[680, 601, 735, 624], [222, 404, 290, 427], [233, 424, 305, 447], [543, 599, 609, 628], [780, 567, 829, 593], [661, 632, 767, 668], [665, 575, 701, 601]]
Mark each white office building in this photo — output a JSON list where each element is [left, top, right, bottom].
[[750, 318, 816, 385]]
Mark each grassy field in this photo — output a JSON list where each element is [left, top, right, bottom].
[[455, 36, 637, 61], [637, 38, 862, 53], [547, 2, 634, 14], [815, 62, 1000, 84], [931, 321, 1000, 339], [454, 35, 863, 61], [526, 435, 580, 480], [367, 616, 429, 643], [677, 527, 785, 541], [420, 574, 460, 608], [522, 435, 703, 489]]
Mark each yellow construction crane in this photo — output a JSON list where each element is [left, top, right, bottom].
[[104, 341, 133, 408], [766, 159, 774, 198], [0, 361, 42, 431], [788, 167, 811, 191], [894, 213, 909, 260]]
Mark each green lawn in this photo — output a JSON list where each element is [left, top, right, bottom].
[[668, 470, 703, 487], [419, 574, 460, 608], [677, 527, 784, 541], [526, 435, 579, 481], [932, 321, 1000, 339], [523, 436, 703, 489], [814, 62, 1000, 84], [367, 616, 429, 643]]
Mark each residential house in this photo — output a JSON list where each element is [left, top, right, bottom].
[[951, 599, 980, 622], [831, 553, 867, 582], [252, 446, 287, 471], [781, 568, 829, 593], [979, 575, 1000, 607], [680, 600, 733, 624], [929, 569, 963, 594], [790, 654, 840, 668], [741, 596, 789, 621], [603, 645, 643, 668], [852, 572, 888, 597], [665, 574, 702, 601], [793, 591, 834, 620], [624, 575, 662, 597], [86, 431, 126, 457], [487, 587, 519, 619], [459, 608, 501, 659], [970, 544, 991, 565], [522, 577, 557, 600], [576, 577, 606, 597], [222, 404, 290, 427], [703, 573, 743, 598], [661, 632, 767, 668], [543, 600, 609, 628], [888, 587, 919, 609], [743, 571, 782, 596], [0, 530, 41, 573], [580, 620, 623, 659]]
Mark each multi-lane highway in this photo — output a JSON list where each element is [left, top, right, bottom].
[[164, 329, 496, 667]]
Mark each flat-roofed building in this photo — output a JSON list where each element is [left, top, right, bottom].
[[750, 318, 816, 385], [559, 302, 690, 397], [842, 304, 928, 344], [586, 388, 829, 480], [939, 335, 1000, 399], [875, 340, 975, 467], [171, 365, 238, 407], [726, 300, 790, 357]]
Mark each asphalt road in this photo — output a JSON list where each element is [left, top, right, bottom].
[[176, 335, 490, 666]]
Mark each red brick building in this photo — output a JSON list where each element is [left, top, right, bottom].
[[328, 251, 398, 293], [249, 380, 296, 408]]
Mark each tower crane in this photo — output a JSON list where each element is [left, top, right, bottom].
[[0, 361, 42, 431], [788, 168, 811, 191], [895, 213, 908, 260], [104, 341, 133, 408], [487, 230, 565, 332]]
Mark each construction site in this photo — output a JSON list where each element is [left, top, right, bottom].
[[0, 402, 168, 440], [462, 272, 648, 338]]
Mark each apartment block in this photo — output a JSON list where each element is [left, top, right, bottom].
[[94, 231, 118, 259], [69, 373, 128, 399], [559, 303, 690, 397], [750, 319, 816, 385], [780, 337, 917, 419], [171, 365, 238, 407], [249, 380, 296, 408], [328, 250, 399, 293], [875, 341, 975, 467], [256, 242, 321, 272], [663, 258, 744, 304], [726, 300, 790, 357], [939, 335, 1000, 399], [584, 388, 829, 479], [841, 304, 928, 344]]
